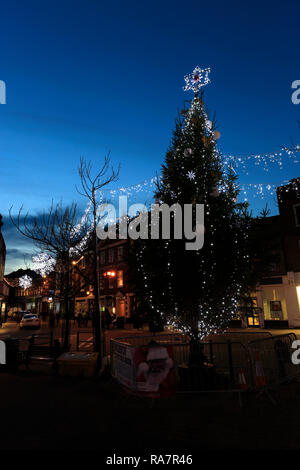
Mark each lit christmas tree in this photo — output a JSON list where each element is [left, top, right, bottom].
[[131, 66, 251, 340]]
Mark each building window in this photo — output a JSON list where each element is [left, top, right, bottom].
[[100, 251, 105, 265], [293, 204, 300, 227], [109, 276, 114, 289], [262, 287, 288, 321], [117, 270, 123, 287], [268, 261, 280, 272], [108, 249, 114, 263], [117, 246, 124, 261], [269, 300, 283, 320]]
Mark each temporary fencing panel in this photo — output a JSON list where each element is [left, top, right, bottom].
[[248, 333, 300, 390], [111, 332, 300, 396], [216, 331, 272, 344], [111, 335, 253, 395]]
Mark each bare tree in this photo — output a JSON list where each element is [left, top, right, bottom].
[[76, 155, 119, 358], [9, 201, 89, 349]]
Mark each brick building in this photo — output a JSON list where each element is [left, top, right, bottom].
[[73, 238, 134, 321]]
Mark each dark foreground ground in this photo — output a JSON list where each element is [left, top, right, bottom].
[[1, 369, 300, 453]]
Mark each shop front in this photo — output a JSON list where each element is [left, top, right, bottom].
[[0, 279, 9, 320], [259, 273, 300, 328], [75, 293, 95, 317]]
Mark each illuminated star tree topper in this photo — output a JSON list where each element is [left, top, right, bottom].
[[183, 65, 211, 95]]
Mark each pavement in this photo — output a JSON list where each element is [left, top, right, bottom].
[[1, 322, 300, 451], [0, 368, 300, 451]]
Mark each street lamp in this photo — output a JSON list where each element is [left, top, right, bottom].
[[104, 271, 116, 278]]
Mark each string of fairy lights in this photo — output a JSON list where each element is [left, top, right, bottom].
[[96, 158, 300, 204], [98, 65, 299, 204]]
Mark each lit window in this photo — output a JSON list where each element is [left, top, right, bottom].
[[117, 270, 123, 287]]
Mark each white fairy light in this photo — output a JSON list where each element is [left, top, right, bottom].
[[71, 200, 92, 237], [69, 200, 95, 257]]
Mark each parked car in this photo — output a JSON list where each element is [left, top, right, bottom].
[[20, 314, 40, 329], [14, 310, 31, 322], [20, 310, 31, 317]]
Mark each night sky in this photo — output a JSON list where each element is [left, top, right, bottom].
[[1, 0, 299, 273]]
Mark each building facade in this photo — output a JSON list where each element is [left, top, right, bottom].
[[244, 178, 300, 329], [0, 214, 9, 316], [73, 238, 135, 321], [7, 271, 55, 316]]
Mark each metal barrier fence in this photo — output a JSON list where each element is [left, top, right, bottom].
[[18, 337, 32, 352], [215, 331, 272, 344], [247, 333, 300, 390], [110, 332, 300, 396], [176, 341, 253, 392], [110, 335, 253, 394], [110, 334, 187, 382], [114, 333, 188, 348], [31, 333, 53, 347]]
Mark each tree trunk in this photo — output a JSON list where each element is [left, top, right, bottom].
[[63, 261, 71, 350], [188, 324, 205, 367], [92, 191, 103, 363]]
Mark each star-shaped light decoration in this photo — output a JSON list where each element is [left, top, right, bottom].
[[187, 170, 196, 180], [32, 252, 55, 276], [183, 66, 211, 94], [19, 275, 32, 290]]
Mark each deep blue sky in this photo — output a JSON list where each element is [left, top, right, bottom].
[[1, 0, 300, 272]]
